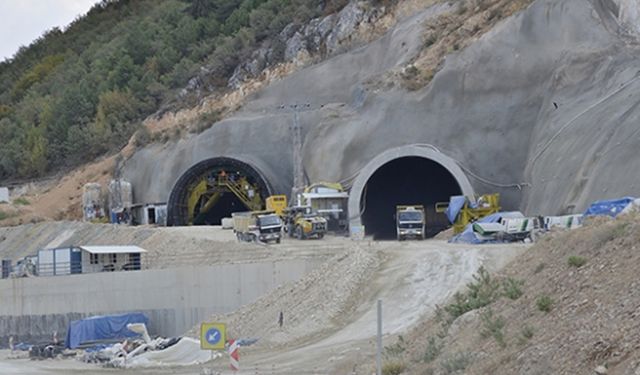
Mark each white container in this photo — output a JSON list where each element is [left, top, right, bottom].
[[0, 187, 9, 203], [221, 218, 234, 229]]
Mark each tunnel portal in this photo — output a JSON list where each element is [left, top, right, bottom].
[[360, 157, 462, 239], [167, 157, 273, 226]]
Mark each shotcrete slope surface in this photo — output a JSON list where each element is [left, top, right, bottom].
[[124, 0, 640, 216]]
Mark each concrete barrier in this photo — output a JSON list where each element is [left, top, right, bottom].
[[0, 259, 322, 346]]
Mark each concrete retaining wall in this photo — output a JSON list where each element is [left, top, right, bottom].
[[0, 259, 321, 346]]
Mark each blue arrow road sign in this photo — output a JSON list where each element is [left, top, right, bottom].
[[200, 322, 226, 350], [206, 327, 221, 345]]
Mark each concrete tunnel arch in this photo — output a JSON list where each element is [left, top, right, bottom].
[[348, 145, 475, 239], [167, 157, 274, 226]]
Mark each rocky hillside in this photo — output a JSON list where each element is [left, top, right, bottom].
[[0, 0, 371, 181], [120, 0, 640, 218], [2, 0, 639, 224], [391, 213, 640, 374]]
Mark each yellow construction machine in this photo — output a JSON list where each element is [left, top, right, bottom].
[[187, 172, 263, 225], [435, 194, 500, 234], [284, 206, 327, 240], [266, 195, 288, 217]]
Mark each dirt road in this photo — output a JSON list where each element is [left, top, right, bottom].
[[222, 240, 526, 374]]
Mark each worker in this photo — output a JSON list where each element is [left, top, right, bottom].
[[122, 208, 130, 224], [278, 311, 284, 328]]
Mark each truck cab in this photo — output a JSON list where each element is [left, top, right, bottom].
[[396, 205, 426, 241], [257, 214, 283, 243]]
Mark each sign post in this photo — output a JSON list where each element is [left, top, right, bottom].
[[228, 338, 240, 371], [200, 322, 227, 350], [200, 322, 227, 373], [376, 299, 382, 375]]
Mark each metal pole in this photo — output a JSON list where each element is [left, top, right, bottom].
[[376, 299, 382, 375]]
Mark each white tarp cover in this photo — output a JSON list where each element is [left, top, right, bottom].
[[621, 198, 640, 215], [123, 337, 219, 368], [0, 187, 8, 203]]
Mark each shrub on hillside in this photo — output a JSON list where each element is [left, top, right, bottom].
[[382, 360, 407, 375], [444, 267, 500, 320], [567, 255, 587, 268], [422, 336, 443, 363], [13, 197, 30, 205], [440, 352, 473, 374], [480, 308, 506, 348], [502, 277, 524, 300], [536, 295, 553, 313]]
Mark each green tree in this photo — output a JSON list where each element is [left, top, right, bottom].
[[187, 0, 216, 18], [21, 126, 49, 175]]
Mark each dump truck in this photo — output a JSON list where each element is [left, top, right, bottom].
[[396, 205, 426, 241], [232, 211, 283, 244], [284, 206, 327, 240]]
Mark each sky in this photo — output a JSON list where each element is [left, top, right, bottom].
[[0, 0, 100, 61]]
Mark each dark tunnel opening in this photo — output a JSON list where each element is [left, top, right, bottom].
[[167, 157, 273, 226], [193, 192, 247, 225], [360, 157, 462, 240]]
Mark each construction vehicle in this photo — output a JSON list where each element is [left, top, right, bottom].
[[188, 172, 264, 225], [232, 211, 283, 244], [396, 205, 426, 241], [266, 195, 288, 217], [473, 216, 539, 242], [435, 194, 501, 234], [297, 182, 349, 233], [284, 206, 328, 240]]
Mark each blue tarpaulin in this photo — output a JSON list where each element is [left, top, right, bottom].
[[444, 196, 467, 224], [584, 197, 636, 217], [449, 211, 524, 244], [65, 313, 148, 349]]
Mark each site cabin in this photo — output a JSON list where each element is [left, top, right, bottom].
[[36, 245, 147, 276], [131, 203, 168, 225]]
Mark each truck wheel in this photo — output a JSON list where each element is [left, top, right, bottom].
[[317, 233, 324, 240], [295, 226, 303, 240], [276, 238, 281, 244]]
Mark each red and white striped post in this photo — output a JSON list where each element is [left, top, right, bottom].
[[228, 339, 240, 371]]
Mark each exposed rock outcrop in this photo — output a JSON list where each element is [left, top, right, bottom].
[[227, 1, 386, 89]]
